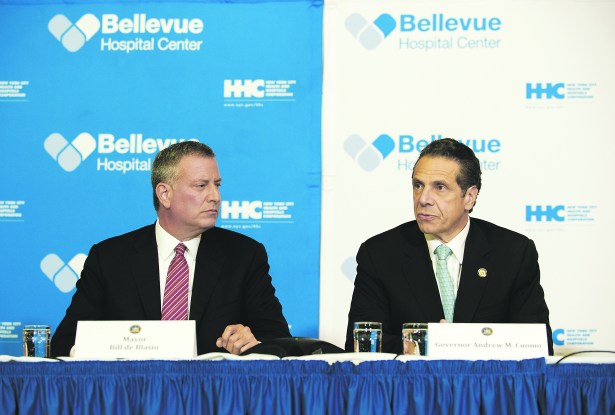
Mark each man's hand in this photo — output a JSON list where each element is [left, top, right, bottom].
[[216, 324, 260, 355]]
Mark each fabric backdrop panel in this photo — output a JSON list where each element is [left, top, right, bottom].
[[0, 0, 323, 354], [320, 0, 615, 352]]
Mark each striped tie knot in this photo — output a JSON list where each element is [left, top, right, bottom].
[[175, 243, 187, 256]]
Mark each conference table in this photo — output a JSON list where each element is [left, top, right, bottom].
[[1, 353, 613, 414]]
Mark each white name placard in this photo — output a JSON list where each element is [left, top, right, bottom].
[[427, 323, 548, 359], [74, 320, 197, 359]]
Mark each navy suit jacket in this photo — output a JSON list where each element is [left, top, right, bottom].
[[345, 218, 553, 354], [51, 224, 290, 357]]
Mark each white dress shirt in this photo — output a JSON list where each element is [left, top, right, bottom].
[[425, 217, 471, 299], [155, 221, 201, 314]]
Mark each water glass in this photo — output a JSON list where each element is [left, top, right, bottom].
[[23, 325, 50, 358], [402, 323, 428, 356], [353, 321, 382, 352]]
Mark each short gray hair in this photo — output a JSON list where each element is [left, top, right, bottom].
[[151, 141, 215, 211]]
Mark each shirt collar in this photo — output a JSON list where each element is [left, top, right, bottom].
[[425, 216, 471, 263], [155, 220, 201, 261]]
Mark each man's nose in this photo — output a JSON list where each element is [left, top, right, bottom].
[[209, 186, 221, 203], [417, 188, 433, 205]]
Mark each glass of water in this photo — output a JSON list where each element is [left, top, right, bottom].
[[23, 325, 50, 358], [402, 323, 428, 356], [353, 321, 382, 352]]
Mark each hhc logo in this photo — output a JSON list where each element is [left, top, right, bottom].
[[224, 80, 265, 98], [40, 253, 86, 293], [526, 83, 565, 100], [44, 133, 97, 172], [221, 201, 263, 220], [48, 14, 101, 52], [344, 134, 395, 171], [525, 205, 565, 222], [346, 13, 396, 50]]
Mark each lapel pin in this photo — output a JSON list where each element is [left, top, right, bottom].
[[477, 268, 487, 278]]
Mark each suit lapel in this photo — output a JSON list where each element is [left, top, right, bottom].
[[454, 218, 490, 322], [401, 222, 445, 322], [189, 227, 224, 322], [130, 225, 162, 319]]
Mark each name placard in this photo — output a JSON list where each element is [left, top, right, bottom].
[[427, 323, 548, 359], [74, 320, 197, 359]]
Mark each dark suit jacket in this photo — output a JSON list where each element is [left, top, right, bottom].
[[51, 224, 290, 357], [345, 218, 553, 354]]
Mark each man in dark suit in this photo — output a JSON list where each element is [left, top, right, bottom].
[[345, 138, 553, 354], [51, 141, 290, 357]]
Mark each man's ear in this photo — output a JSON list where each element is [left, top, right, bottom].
[[156, 183, 172, 209], [464, 186, 479, 211]]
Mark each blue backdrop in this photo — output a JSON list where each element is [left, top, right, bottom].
[[0, 0, 323, 354]]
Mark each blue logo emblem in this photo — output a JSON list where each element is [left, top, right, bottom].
[[344, 134, 395, 171], [346, 13, 396, 50]]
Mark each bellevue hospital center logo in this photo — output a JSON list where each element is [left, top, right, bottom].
[[345, 134, 503, 173], [49, 14, 100, 52], [346, 12, 504, 52], [345, 13, 396, 50], [48, 13, 205, 53], [44, 132, 97, 172], [41, 253, 87, 293], [344, 134, 395, 171], [44, 131, 199, 173]]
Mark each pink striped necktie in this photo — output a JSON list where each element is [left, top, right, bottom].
[[161, 243, 189, 320]]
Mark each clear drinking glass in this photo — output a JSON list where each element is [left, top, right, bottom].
[[353, 321, 382, 352], [23, 325, 50, 358], [402, 323, 428, 356]]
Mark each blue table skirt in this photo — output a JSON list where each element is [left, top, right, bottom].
[[1, 359, 613, 414]]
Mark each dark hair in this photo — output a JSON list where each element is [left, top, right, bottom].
[[151, 141, 215, 211], [413, 138, 481, 211]]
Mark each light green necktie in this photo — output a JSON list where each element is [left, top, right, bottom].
[[435, 244, 455, 322]]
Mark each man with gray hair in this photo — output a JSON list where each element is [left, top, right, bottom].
[[52, 141, 290, 356]]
